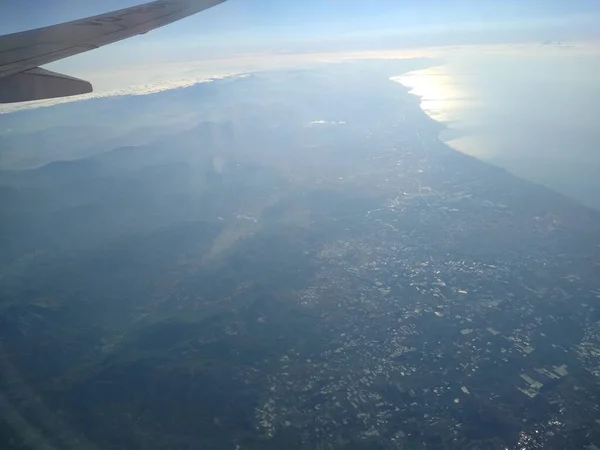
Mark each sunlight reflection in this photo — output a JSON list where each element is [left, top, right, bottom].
[[392, 66, 470, 123]]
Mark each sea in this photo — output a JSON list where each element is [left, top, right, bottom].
[[395, 45, 600, 211]]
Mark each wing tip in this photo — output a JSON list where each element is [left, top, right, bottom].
[[0, 68, 93, 103]]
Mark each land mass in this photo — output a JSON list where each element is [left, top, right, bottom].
[[1, 59, 600, 450]]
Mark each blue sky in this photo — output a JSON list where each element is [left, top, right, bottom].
[[3, 0, 600, 37]]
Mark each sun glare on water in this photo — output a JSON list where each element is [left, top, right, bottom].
[[391, 64, 493, 159], [392, 66, 472, 124]]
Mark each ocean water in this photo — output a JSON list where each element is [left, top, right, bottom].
[[396, 46, 600, 211]]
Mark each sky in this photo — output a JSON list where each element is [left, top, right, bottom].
[[4, 0, 600, 34], [2, 0, 600, 74]]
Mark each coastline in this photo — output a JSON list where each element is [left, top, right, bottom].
[[393, 63, 600, 212]]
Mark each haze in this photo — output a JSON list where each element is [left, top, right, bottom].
[[3, 2, 600, 449], [2, 0, 600, 209]]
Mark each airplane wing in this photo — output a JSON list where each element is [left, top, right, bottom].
[[0, 0, 227, 103]]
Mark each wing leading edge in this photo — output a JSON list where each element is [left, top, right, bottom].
[[0, 0, 227, 103]]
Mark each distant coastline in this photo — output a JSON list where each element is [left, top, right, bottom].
[[392, 59, 600, 212]]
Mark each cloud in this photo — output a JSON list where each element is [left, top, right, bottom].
[[0, 76, 221, 114], [308, 120, 346, 125], [1, 41, 597, 115], [0, 49, 433, 114]]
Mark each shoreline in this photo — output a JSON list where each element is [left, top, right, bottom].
[[393, 65, 600, 212]]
